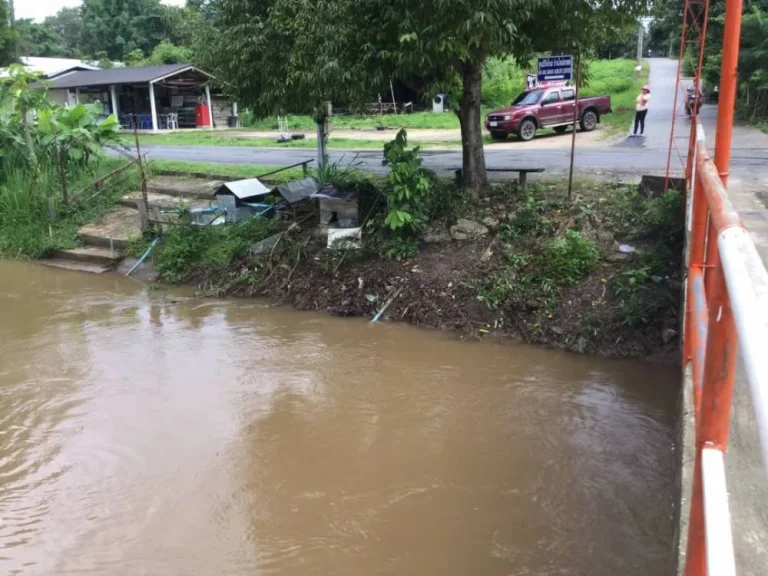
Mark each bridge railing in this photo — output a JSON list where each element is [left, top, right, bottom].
[[682, 120, 768, 575]]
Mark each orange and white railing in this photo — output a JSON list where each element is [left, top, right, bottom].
[[682, 119, 768, 576]]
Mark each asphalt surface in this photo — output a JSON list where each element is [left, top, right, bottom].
[[135, 59, 768, 179]]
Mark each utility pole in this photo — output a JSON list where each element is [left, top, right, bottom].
[[636, 20, 644, 64]]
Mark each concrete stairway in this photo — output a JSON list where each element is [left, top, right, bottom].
[[39, 175, 222, 274]]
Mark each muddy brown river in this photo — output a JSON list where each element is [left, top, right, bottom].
[[0, 260, 679, 575]]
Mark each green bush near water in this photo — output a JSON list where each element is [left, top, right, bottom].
[[152, 216, 278, 284]]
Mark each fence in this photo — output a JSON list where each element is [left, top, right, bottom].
[[681, 119, 768, 575]]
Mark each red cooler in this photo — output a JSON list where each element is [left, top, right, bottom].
[[195, 103, 211, 127]]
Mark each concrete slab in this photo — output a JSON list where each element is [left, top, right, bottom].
[[37, 259, 112, 274], [147, 176, 225, 199], [77, 206, 141, 249], [52, 246, 122, 266], [120, 190, 215, 211]]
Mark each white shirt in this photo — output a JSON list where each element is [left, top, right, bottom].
[[636, 93, 650, 112]]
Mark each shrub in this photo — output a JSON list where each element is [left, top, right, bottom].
[[381, 129, 432, 259], [155, 217, 276, 283], [541, 230, 598, 285]]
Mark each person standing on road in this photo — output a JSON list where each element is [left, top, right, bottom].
[[633, 85, 651, 136]]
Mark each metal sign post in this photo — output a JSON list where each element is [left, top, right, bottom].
[[568, 52, 580, 200]]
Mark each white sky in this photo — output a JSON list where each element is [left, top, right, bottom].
[[17, 0, 186, 23]]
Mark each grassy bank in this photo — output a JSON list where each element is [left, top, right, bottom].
[[149, 160, 307, 183], [0, 158, 144, 259], [141, 171, 683, 358], [135, 132, 389, 149], [246, 112, 464, 131]]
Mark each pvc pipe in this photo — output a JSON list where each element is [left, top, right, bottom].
[[127, 237, 160, 277], [701, 448, 737, 576]]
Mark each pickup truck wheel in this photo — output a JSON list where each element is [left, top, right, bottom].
[[579, 110, 598, 132], [553, 126, 568, 134], [490, 131, 507, 141], [517, 119, 536, 141]]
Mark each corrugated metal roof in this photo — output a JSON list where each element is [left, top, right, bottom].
[[46, 64, 213, 89]]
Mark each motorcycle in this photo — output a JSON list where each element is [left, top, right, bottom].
[[685, 86, 703, 116]]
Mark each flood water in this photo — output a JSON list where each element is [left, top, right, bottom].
[[0, 260, 679, 575]]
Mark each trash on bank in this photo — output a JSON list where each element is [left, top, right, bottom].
[[327, 226, 361, 249]]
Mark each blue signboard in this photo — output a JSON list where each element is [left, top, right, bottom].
[[537, 55, 573, 82]]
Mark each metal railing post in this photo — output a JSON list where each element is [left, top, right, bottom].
[[713, 0, 743, 186]]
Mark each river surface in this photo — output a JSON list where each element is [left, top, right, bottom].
[[0, 260, 679, 575]]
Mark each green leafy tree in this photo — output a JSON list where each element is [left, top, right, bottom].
[[81, 0, 168, 61], [13, 19, 66, 57], [37, 103, 119, 203], [146, 40, 190, 64], [0, 0, 15, 65], [0, 65, 51, 176], [42, 7, 85, 57], [195, 0, 650, 191]]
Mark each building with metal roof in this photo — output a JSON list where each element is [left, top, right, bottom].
[[45, 64, 235, 132]]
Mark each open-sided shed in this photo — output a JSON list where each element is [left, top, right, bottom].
[[45, 64, 235, 131]]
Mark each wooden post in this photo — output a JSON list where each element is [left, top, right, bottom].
[[133, 124, 151, 231], [567, 51, 581, 200], [136, 199, 149, 229], [55, 142, 69, 205]]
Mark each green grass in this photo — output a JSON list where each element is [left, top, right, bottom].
[[246, 111, 464, 131], [149, 159, 308, 183], [0, 157, 144, 259], [135, 132, 389, 149]]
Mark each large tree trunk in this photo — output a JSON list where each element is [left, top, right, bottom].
[[458, 61, 487, 193]]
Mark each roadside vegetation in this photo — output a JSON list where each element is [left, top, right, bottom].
[[141, 129, 683, 358], [134, 58, 648, 150], [0, 66, 136, 259]]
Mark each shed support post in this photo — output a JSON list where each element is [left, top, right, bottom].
[[205, 84, 214, 129], [75, 88, 80, 105], [149, 81, 158, 132], [109, 84, 119, 119]]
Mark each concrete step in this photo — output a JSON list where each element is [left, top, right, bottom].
[[38, 259, 113, 274], [147, 176, 224, 200], [52, 246, 123, 266], [120, 190, 215, 211], [77, 206, 141, 250]]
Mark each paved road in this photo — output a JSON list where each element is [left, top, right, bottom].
[[136, 59, 768, 179]]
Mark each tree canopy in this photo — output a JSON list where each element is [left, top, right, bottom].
[[195, 0, 651, 189], [9, 0, 192, 64]]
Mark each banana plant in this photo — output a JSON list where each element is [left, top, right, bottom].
[[37, 103, 120, 204], [0, 64, 50, 177]]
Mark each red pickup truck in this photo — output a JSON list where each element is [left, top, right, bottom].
[[485, 87, 612, 141]]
